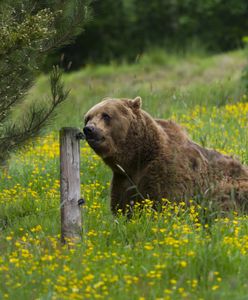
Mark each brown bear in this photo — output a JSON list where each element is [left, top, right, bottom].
[[83, 97, 248, 214]]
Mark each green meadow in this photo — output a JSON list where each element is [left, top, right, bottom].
[[0, 50, 248, 300]]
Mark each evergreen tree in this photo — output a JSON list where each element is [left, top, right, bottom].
[[55, 0, 130, 67], [133, 0, 178, 50], [0, 0, 91, 164]]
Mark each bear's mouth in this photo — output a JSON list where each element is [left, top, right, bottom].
[[86, 136, 105, 148]]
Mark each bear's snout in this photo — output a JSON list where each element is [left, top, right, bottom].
[[83, 125, 104, 147], [83, 125, 96, 139]]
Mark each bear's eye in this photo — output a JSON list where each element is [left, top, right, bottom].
[[102, 113, 111, 122]]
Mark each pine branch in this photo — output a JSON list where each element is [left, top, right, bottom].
[[0, 67, 69, 160], [41, 0, 91, 53], [0, 1, 91, 164], [0, 50, 34, 123]]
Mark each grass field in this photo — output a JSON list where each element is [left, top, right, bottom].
[[0, 50, 248, 300]]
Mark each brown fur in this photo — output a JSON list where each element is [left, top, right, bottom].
[[84, 97, 248, 214]]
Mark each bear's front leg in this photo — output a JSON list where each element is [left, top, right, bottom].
[[110, 172, 137, 215]]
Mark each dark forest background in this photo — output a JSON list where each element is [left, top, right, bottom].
[[46, 0, 248, 70]]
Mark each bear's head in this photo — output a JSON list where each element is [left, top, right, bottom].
[[83, 97, 142, 159]]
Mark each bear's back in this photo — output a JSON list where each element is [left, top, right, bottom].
[[155, 119, 188, 145]]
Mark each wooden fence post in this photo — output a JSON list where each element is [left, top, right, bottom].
[[60, 127, 82, 244]]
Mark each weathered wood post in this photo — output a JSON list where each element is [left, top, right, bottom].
[[60, 127, 82, 244]]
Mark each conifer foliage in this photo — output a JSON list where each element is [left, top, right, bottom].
[[0, 0, 90, 163]]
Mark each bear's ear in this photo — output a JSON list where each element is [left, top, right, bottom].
[[129, 96, 142, 110]]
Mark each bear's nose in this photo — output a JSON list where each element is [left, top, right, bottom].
[[83, 125, 96, 138]]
